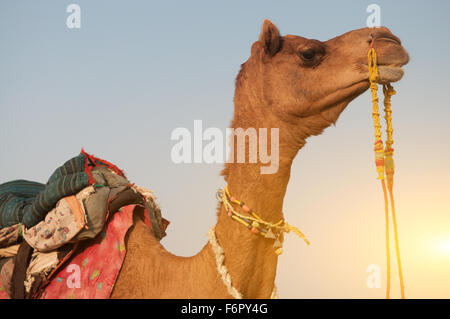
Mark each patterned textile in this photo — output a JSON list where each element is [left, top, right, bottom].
[[0, 150, 169, 298], [0, 225, 21, 248], [38, 205, 139, 299], [0, 180, 45, 228], [22, 195, 87, 252], [0, 155, 88, 229], [75, 169, 129, 241], [0, 205, 168, 299], [0, 150, 127, 229]]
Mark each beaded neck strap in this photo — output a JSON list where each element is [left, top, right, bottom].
[[217, 185, 310, 255]]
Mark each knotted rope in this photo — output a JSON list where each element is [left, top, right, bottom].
[[218, 185, 310, 255], [209, 185, 310, 298], [368, 46, 405, 299]]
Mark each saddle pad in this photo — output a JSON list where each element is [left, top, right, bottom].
[[39, 204, 137, 299], [0, 204, 139, 299]]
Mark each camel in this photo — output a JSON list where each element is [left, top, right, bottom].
[[110, 20, 409, 298]]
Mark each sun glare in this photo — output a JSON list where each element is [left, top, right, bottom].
[[435, 240, 450, 255]]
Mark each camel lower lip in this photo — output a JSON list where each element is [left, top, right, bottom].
[[377, 65, 404, 83]]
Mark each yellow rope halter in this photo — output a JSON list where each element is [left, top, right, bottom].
[[368, 46, 405, 299], [218, 185, 310, 255]]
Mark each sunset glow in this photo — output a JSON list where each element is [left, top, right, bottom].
[[434, 239, 450, 255], [1, 0, 449, 300]]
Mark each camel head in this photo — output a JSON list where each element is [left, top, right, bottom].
[[234, 19, 409, 139]]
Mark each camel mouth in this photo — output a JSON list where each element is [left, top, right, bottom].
[[376, 36, 401, 46], [377, 65, 405, 84], [372, 32, 409, 84]]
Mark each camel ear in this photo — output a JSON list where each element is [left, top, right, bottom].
[[258, 19, 281, 57]]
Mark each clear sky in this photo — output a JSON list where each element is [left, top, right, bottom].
[[1, 0, 450, 298]]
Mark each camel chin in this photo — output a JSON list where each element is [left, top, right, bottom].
[[377, 65, 405, 84]]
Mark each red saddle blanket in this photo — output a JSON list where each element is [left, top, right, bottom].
[[0, 205, 153, 299]]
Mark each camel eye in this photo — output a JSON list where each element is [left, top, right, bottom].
[[300, 49, 316, 61]]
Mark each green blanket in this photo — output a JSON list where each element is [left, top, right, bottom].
[[0, 151, 126, 229]]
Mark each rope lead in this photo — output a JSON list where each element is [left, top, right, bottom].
[[368, 47, 405, 299]]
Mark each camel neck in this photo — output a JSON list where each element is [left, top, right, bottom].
[[213, 127, 302, 298], [207, 81, 315, 298]]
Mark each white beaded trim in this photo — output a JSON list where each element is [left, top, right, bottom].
[[208, 227, 278, 299]]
